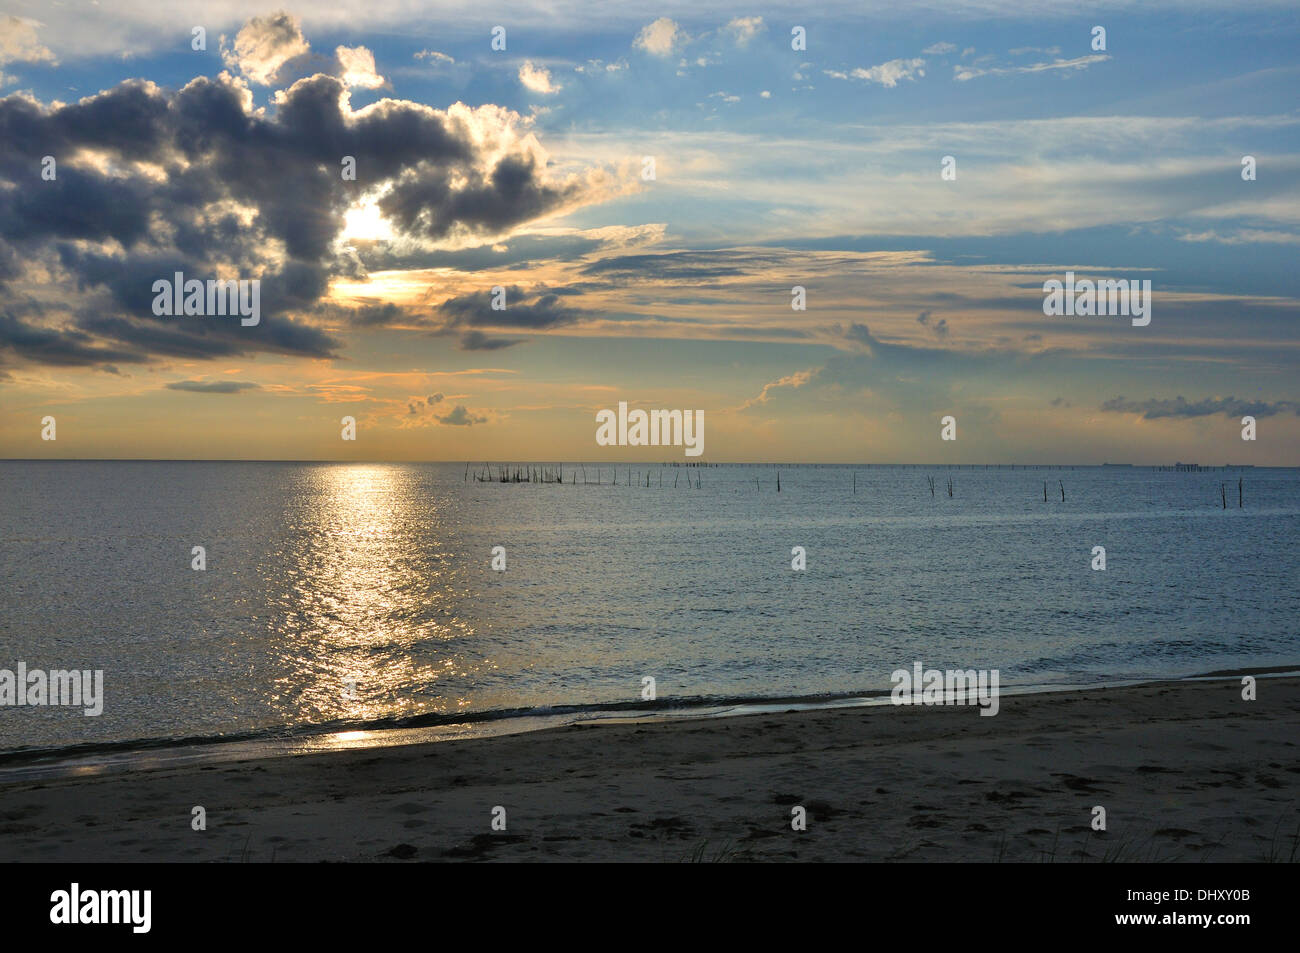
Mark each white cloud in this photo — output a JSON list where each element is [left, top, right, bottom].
[[760, 90, 771, 98], [955, 53, 1109, 81], [1178, 228, 1300, 245], [576, 58, 628, 73], [922, 41, 957, 54], [519, 60, 561, 94], [336, 44, 384, 89], [550, 114, 1300, 241], [221, 12, 309, 86], [825, 57, 926, 87], [724, 16, 765, 47], [634, 17, 685, 57], [415, 49, 455, 64], [0, 15, 56, 66], [23, 2, 1300, 63]]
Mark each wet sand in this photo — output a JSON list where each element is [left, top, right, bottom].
[[1, 676, 1295, 862]]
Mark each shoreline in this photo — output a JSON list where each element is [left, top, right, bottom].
[[4, 666, 1297, 782], [1, 675, 1295, 862]]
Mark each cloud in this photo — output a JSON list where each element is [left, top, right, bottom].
[[427, 392, 444, 405], [916, 310, 949, 337], [738, 367, 819, 411], [221, 11, 310, 86], [575, 58, 628, 74], [922, 42, 957, 55], [0, 67, 620, 372], [1177, 229, 1300, 246], [0, 310, 144, 367], [723, 16, 765, 47], [437, 404, 487, 426], [634, 18, 685, 57], [335, 44, 384, 89], [459, 329, 522, 350], [825, 57, 926, 87], [0, 16, 56, 66], [1100, 396, 1300, 419], [579, 249, 758, 282], [954, 53, 1109, 82], [519, 60, 561, 94], [165, 379, 260, 393], [415, 49, 455, 65], [435, 286, 585, 348]]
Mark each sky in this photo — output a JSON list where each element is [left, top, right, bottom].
[[1, 0, 1297, 463]]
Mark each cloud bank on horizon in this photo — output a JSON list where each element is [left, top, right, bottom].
[[1, 2, 1297, 463]]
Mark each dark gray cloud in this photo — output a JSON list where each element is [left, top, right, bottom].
[[0, 67, 606, 371], [0, 310, 145, 366], [165, 379, 260, 393], [437, 286, 581, 330], [1100, 396, 1300, 419], [579, 250, 764, 283], [459, 330, 522, 350], [843, 322, 877, 350], [916, 310, 949, 337], [431, 284, 586, 349], [437, 404, 487, 426], [380, 152, 590, 242]]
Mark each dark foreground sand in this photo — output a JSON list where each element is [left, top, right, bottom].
[[1, 677, 1296, 862]]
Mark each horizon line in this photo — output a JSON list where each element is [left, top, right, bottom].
[[0, 458, 1289, 468]]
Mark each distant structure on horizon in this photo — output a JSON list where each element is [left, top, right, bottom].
[[1174, 462, 1202, 472]]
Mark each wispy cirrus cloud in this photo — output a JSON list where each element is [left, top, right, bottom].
[[165, 379, 260, 393], [954, 52, 1109, 82], [1100, 396, 1300, 418]]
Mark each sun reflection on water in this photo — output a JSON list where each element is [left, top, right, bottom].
[[265, 464, 482, 727]]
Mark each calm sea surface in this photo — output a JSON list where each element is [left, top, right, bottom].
[[1, 461, 1297, 756]]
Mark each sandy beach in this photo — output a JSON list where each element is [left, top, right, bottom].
[[1, 676, 1296, 862]]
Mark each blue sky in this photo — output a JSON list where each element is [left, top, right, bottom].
[[1, 2, 1298, 462]]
